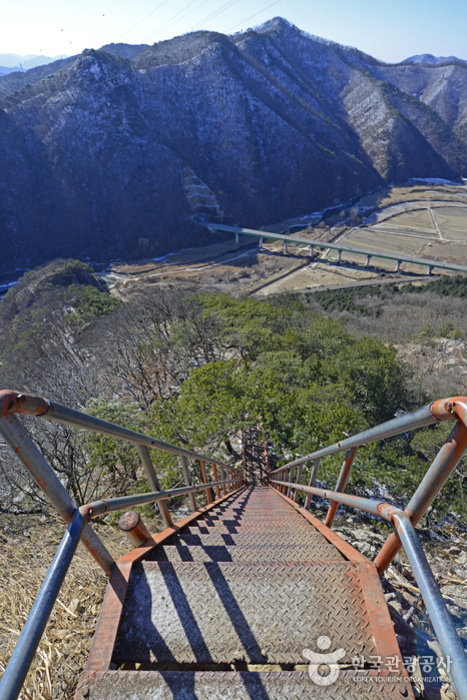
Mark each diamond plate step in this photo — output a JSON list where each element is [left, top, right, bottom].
[[185, 524, 312, 534], [147, 544, 345, 562], [113, 561, 376, 664], [77, 670, 414, 700], [200, 513, 308, 520], [197, 513, 310, 522], [166, 532, 329, 546]]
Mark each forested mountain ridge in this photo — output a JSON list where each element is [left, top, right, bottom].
[[2, 17, 467, 273]]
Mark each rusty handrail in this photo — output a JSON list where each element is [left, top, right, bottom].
[[0, 390, 244, 573], [270, 397, 467, 570], [0, 390, 234, 467], [269, 402, 441, 474], [0, 390, 245, 700], [269, 477, 467, 700], [269, 396, 467, 700]]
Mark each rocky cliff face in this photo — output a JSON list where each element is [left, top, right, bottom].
[[2, 18, 467, 273]]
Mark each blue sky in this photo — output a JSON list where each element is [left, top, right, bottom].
[[2, 0, 467, 64]]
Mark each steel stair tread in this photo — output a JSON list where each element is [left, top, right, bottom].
[[78, 670, 414, 699], [146, 544, 345, 562], [164, 532, 329, 546], [113, 561, 376, 664], [184, 525, 313, 534]]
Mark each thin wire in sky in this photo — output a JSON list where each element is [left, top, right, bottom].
[[190, 0, 242, 32], [143, 0, 206, 42], [146, 0, 211, 42], [227, 0, 283, 32], [119, 0, 171, 41]]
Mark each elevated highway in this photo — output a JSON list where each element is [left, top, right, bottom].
[[208, 223, 467, 275]]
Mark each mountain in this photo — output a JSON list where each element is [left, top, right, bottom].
[[98, 43, 149, 60], [400, 54, 467, 67], [1, 18, 467, 274], [0, 53, 69, 70]]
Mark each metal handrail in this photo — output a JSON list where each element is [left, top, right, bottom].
[[269, 403, 439, 473], [269, 395, 467, 700], [271, 397, 467, 570], [0, 390, 234, 466], [0, 510, 88, 700], [270, 478, 467, 699], [0, 390, 245, 700]]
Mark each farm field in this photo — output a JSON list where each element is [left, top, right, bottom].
[[336, 202, 467, 271], [107, 184, 467, 299]]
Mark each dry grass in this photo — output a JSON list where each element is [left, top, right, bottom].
[[0, 517, 150, 699], [0, 490, 205, 700]]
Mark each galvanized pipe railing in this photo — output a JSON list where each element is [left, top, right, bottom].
[[270, 397, 467, 574], [79, 479, 234, 520], [0, 390, 243, 573], [269, 477, 467, 700], [269, 403, 438, 472], [0, 390, 244, 700], [269, 396, 467, 700], [0, 510, 88, 700]]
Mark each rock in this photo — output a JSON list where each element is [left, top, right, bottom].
[[346, 515, 362, 524], [69, 598, 83, 614], [353, 541, 376, 558], [440, 681, 457, 700], [446, 546, 461, 555]]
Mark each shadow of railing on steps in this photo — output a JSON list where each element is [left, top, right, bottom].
[[0, 390, 245, 700], [269, 396, 467, 700]]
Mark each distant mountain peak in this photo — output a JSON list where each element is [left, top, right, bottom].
[[401, 53, 467, 67]]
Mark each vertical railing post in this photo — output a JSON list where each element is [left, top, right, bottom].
[[200, 460, 212, 504], [393, 513, 467, 700], [212, 463, 221, 498], [221, 466, 227, 495], [375, 420, 467, 574], [294, 464, 303, 503], [287, 467, 294, 498], [137, 445, 173, 528], [304, 458, 320, 509], [324, 447, 358, 527], [181, 456, 197, 512], [0, 415, 114, 574]]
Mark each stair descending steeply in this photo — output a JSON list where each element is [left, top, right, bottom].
[[76, 487, 415, 699]]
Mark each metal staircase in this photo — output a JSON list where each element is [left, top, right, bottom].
[[76, 486, 413, 699], [1, 391, 467, 699]]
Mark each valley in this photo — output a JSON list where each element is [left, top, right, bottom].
[[4, 19, 467, 275], [104, 181, 467, 300]]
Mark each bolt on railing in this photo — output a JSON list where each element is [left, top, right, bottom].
[[0, 390, 244, 700], [269, 396, 467, 700]]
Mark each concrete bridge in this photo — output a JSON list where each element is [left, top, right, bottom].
[[208, 222, 467, 275]]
